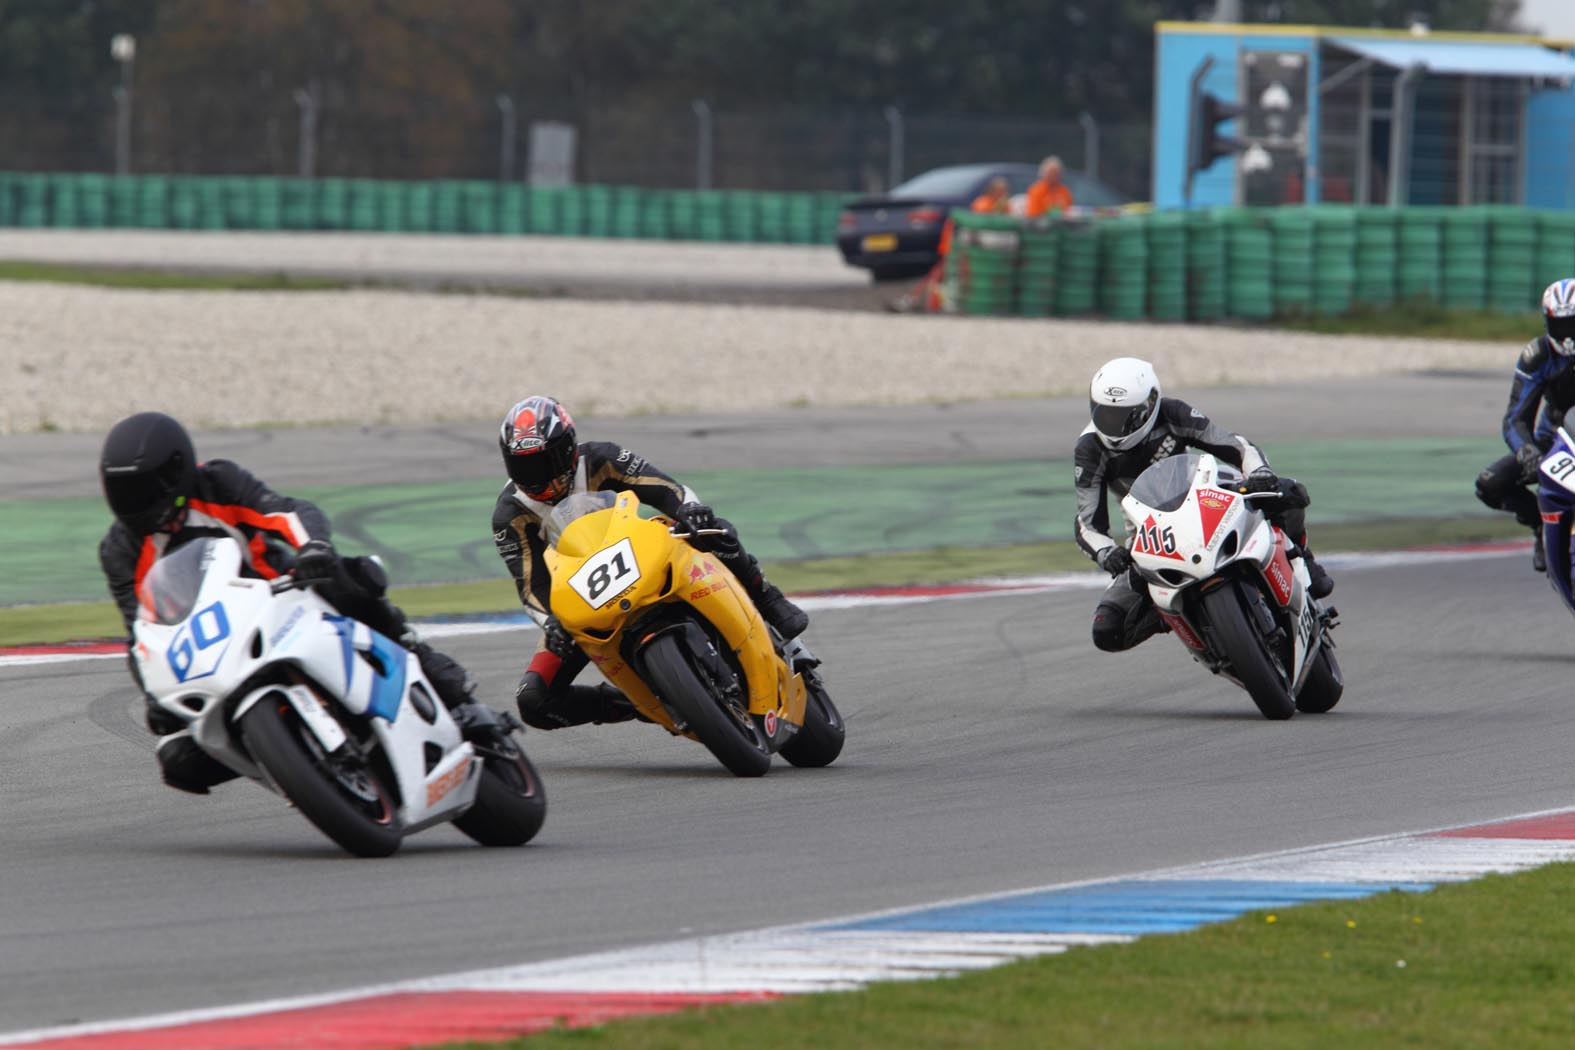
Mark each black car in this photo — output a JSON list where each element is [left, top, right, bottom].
[[836, 162, 1128, 280]]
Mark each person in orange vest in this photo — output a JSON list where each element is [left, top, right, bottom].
[[894, 176, 1016, 313], [1025, 156, 1074, 218]]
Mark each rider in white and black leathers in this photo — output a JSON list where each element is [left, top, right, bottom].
[[1075, 358, 1331, 653], [1474, 278, 1575, 573]]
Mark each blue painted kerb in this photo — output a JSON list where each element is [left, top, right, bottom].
[[826, 879, 1434, 937]]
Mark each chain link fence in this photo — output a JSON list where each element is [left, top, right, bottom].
[[0, 90, 1151, 201]]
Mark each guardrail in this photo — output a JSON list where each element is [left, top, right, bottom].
[[945, 205, 1568, 319], [0, 172, 855, 244]]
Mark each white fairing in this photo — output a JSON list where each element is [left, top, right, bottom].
[[1119, 453, 1327, 696], [131, 538, 480, 834], [1540, 426, 1575, 496]]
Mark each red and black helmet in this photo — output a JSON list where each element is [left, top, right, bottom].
[[499, 396, 579, 503], [100, 412, 197, 535]]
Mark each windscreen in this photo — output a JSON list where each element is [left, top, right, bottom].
[[1127, 454, 1205, 513], [136, 538, 218, 625], [543, 490, 617, 548], [888, 165, 995, 199]]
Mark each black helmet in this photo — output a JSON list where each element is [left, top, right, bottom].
[[499, 396, 579, 503], [100, 412, 197, 535]]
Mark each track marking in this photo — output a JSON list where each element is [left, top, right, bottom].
[[5, 802, 1575, 1049]]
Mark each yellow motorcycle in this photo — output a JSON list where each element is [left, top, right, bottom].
[[541, 491, 844, 776]]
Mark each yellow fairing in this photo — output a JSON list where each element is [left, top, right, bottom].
[[544, 491, 806, 737]]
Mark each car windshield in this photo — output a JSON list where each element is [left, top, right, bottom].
[[137, 537, 218, 625], [889, 165, 996, 198], [543, 490, 617, 548]]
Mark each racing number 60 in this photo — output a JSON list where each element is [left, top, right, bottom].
[[568, 538, 642, 609]]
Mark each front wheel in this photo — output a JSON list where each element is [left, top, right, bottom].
[[452, 737, 548, 847], [779, 671, 845, 768], [1295, 640, 1344, 714], [1199, 582, 1296, 721], [643, 633, 771, 777], [240, 696, 402, 857]]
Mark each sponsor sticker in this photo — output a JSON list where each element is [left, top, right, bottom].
[[764, 710, 778, 737], [425, 763, 470, 807]]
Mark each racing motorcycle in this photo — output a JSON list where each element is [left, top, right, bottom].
[[1119, 453, 1343, 720], [1537, 426, 1575, 615], [132, 537, 546, 857], [541, 490, 844, 776]]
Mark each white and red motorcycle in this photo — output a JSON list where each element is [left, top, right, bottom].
[[1119, 453, 1343, 720]]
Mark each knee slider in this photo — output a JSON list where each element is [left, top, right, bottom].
[[1091, 604, 1127, 653]]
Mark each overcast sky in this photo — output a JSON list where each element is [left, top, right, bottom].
[[1520, 0, 1575, 39]]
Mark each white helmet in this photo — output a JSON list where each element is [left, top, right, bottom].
[[1543, 279, 1575, 355], [1089, 357, 1162, 451]]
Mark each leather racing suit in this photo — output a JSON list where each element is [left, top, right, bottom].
[[101, 459, 474, 793], [1475, 334, 1575, 535], [1074, 398, 1310, 652]]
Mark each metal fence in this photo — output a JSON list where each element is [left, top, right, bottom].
[[0, 89, 1151, 200]]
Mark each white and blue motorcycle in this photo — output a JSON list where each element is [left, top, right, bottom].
[[132, 537, 546, 857]]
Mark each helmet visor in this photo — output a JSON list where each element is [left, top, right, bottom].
[[1090, 390, 1159, 440], [505, 441, 577, 499], [103, 455, 187, 532], [1549, 313, 1575, 348]]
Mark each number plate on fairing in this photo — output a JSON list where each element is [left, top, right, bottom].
[[568, 538, 641, 609]]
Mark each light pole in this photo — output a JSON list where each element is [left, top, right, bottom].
[[294, 83, 319, 178], [883, 105, 904, 190], [1078, 111, 1099, 183], [111, 34, 136, 175], [692, 99, 713, 190], [496, 94, 516, 181]]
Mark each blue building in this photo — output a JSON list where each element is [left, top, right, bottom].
[[1152, 22, 1575, 210]]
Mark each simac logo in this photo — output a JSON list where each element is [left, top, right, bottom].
[[1105, 386, 1127, 398]]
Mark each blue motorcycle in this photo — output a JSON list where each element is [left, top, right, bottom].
[[1539, 427, 1575, 611]]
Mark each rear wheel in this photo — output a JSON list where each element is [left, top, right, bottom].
[[453, 737, 548, 847], [1296, 640, 1344, 714], [643, 633, 771, 777], [1199, 582, 1296, 721], [240, 697, 402, 857], [779, 671, 845, 768]]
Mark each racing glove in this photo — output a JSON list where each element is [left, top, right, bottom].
[[1245, 467, 1281, 494], [1517, 442, 1544, 483], [1096, 546, 1132, 576], [541, 615, 578, 659], [293, 539, 339, 581], [673, 502, 717, 534]]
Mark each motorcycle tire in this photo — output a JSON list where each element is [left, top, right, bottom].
[[779, 670, 845, 768], [1295, 641, 1344, 714], [452, 737, 548, 847], [240, 696, 402, 858], [1199, 581, 1296, 721], [643, 633, 771, 777]]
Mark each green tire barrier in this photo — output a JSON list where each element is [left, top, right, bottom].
[[4, 172, 1570, 319]]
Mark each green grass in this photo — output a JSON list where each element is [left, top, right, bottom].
[[449, 862, 1575, 1049], [1280, 301, 1540, 343], [0, 516, 1528, 648], [0, 260, 348, 291]]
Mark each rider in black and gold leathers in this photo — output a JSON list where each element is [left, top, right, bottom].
[[491, 395, 807, 730]]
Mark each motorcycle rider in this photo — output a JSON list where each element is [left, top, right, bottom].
[[99, 412, 488, 795], [1076, 358, 1333, 653], [1474, 278, 1575, 573], [492, 395, 808, 729]]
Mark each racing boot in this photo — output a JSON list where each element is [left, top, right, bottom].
[[1298, 548, 1334, 600], [719, 550, 809, 639], [1533, 528, 1547, 574], [156, 730, 240, 795], [515, 672, 639, 729]]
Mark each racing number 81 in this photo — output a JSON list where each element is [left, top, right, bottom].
[[568, 538, 643, 609]]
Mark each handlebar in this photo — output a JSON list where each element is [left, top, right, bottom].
[[668, 526, 733, 539]]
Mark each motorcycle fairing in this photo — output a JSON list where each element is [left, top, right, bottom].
[[1538, 426, 1575, 614]]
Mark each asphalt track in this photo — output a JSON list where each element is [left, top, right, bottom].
[[2, 371, 1561, 1035]]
